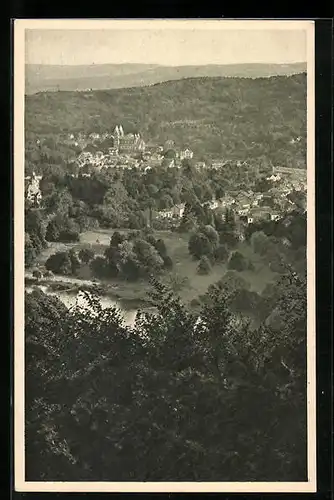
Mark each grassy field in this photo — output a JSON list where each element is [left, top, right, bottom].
[[35, 228, 277, 304]]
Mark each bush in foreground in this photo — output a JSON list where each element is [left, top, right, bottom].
[[197, 256, 212, 275], [25, 272, 307, 482]]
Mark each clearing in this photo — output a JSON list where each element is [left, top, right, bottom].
[[34, 228, 278, 304]]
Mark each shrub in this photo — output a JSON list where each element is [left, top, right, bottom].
[[110, 231, 127, 247], [197, 256, 211, 275], [163, 255, 173, 269], [90, 256, 109, 279], [154, 238, 168, 258], [230, 288, 263, 316], [219, 230, 239, 249], [214, 244, 229, 263], [190, 298, 201, 308], [45, 252, 73, 276], [250, 231, 270, 255], [120, 258, 141, 282], [43, 269, 54, 279], [25, 233, 37, 268], [269, 259, 287, 274], [201, 225, 219, 247], [32, 269, 43, 280], [188, 232, 213, 260], [228, 251, 248, 272], [128, 213, 145, 230], [68, 249, 81, 275], [166, 273, 189, 292], [218, 270, 251, 294], [78, 248, 95, 264], [58, 230, 80, 243]]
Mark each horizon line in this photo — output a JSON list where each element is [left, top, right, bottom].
[[26, 61, 307, 67]]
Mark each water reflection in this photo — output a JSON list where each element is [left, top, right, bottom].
[[26, 285, 138, 326]]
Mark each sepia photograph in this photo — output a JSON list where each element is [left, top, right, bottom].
[[14, 19, 316, 493]]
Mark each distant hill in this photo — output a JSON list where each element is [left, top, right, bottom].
[[25, 62, 307, 94], [25, 74, 307, 167]]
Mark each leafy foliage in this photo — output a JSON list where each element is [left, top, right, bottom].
[[78, 248, 95, 264], [197, 256, 212, 275], [24, 208, 48, 268], [228, 251, 249, 272], [45, 250, 80, 276], [214, 244, 229, 263], [96, 231, 172, 282], [25, 271, 307, 481], [188, 231, 214, 260]]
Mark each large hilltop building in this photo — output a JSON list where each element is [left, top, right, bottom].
[[112, 124, 146, 154]]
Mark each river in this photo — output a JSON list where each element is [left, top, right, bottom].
[[26, 284, 140, 326]]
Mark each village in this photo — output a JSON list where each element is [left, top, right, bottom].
[[69, 125, 196, 172], [25, 124, 307, 230]]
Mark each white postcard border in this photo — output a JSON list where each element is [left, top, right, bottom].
[[14, 19, 316, 493]]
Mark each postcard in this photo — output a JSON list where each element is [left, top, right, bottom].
[[14, 18, 315, 493]]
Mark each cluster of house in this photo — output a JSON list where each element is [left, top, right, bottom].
[[66, 126, 196, 174], [230, 177, 306, 222], [155, 194, 275, 224], [155, 204, 186, 220], [202, 193, 283, 225], [27, 126, 307, 222], [24, 172, 43, 206], [155, 175, 306, 226], [210, 159, 248, 170]]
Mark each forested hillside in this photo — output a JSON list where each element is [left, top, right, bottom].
[[25, 62, 306, 94], [25, 74, 307, 166]]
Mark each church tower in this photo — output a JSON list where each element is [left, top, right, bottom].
[[113, 125, 121, 148]]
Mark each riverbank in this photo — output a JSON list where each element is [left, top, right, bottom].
[[26, 283, 143, 327], [25, 273, 154, 310]]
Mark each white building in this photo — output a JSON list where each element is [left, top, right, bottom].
[[203, 198, 220, 210], [25, 172, 42, 205], [221, 196, 236, 208], [209, 200, 219, 210], [180, 148, 194, 160], [157, 204, 185, 219], [238, 208, 250, 216], [76, 151, 93, 167], [266, 174, 281, 182]]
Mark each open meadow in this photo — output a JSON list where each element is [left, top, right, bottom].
[[34, 228, 278, 304]]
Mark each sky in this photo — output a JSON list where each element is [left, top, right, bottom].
[[25, 24, 307, 66]]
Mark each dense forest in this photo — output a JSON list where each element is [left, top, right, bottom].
[[25, 74, 306, 166], [26, 270, 307, 481]]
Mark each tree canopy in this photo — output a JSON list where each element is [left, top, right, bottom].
[[25, 271, 307, 481]]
